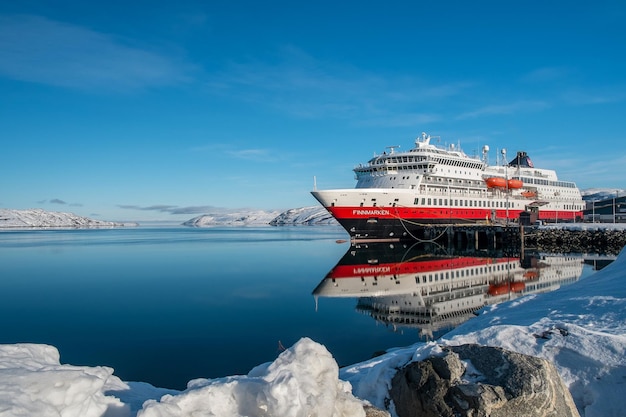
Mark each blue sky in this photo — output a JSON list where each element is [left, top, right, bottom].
[[2, 1, 625, 221]]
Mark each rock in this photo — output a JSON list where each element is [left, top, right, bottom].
[[524, 228, 626, 255], [364, 404, 391, 417], [390, 344, 580, 417]]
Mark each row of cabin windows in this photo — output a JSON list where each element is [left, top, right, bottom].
[[390, 176, 480, 183], [518, 176, 577, 188], [371, 155, 481, 169], [415, 263, 514, 284], [414, 197, 513, 208], [370, 156, 428, 165]]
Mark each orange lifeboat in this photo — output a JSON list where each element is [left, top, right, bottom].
[[485, 177, 507, 188], [508, 179, 523, 189], [488, 281, 525, 296], [521, 190, 537, 198]]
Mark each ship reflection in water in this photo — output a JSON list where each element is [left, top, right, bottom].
[[313, 243, 584, 340]]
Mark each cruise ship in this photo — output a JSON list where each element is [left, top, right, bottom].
[[311, 133, 585, 239], [313, 243, 583, 339]]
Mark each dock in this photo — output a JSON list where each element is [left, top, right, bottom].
[[351, 222, 626, 255]]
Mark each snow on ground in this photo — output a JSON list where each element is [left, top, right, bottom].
[[0, 338, 367, 417], [1, 247, 625, 416], [541, 222, 626, 231]]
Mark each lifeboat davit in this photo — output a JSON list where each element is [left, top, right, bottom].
[[488, 281, 525, 296], [485, 177, 507, 188]]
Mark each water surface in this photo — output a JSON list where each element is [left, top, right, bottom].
[[0, 226, 596, 389]]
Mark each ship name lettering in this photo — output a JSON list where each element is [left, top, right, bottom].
[[352, 209, 390, 216], [353, 266, 392, 274]]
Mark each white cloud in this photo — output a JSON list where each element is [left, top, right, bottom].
[[0, 14, 192, 91], [226, 148, 272, 161], [456, 100, 551, 119], [561, 88, 626, 105], [206, 46, 471, 124], [521, 66, 571, 83]]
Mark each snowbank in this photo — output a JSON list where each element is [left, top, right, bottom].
[[0, 339, 367, 417], [0, 343, 129, 416], [1, 248, 625, 416], [139, 338, 366, 417]]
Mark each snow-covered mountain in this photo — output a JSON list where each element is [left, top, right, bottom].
[[581, 188, 626, 201], [0, 209, 136, 228], [183, 209, 282, 227], [269, 206, 337, 225], [183, 206, 337, 226]]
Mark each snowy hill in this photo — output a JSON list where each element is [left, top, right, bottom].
[[0, 209, 136, 228], [183, 209, 282, 226], [183, 206, 336, 226], [269, 206, 337, 225], [581, 188, 626, 202]]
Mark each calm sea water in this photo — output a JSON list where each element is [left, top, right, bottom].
[[0, 226, 597, 389]]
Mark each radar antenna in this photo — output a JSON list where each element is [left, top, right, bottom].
[[482, 145, 490, 165]]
